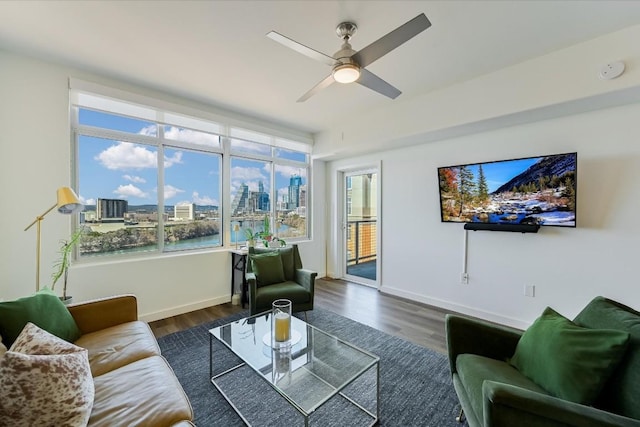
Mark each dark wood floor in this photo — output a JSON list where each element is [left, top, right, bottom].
[[149, 277, 453, 354]]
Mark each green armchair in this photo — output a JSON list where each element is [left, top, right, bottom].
[[446, 296, 640, 427], [246, 244, 317, 316]]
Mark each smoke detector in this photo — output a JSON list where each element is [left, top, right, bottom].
[[599, 61, 625, 80]]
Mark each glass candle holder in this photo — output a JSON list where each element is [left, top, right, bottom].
[[272, 299, 292, 346]]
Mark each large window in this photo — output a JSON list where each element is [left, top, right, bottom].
[[75, 109, 223, 257], [229, 133, 309, 246], [71, 87, 310, 259], [230, 156, 272, 241]]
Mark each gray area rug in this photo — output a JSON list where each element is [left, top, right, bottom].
[[158, 308, 465, 426]]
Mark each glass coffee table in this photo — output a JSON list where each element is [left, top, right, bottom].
[[209, 312, 379, 426]]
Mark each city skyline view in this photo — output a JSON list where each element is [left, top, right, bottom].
[[75, 107, 309, 256], [78, 109, 306, 212]]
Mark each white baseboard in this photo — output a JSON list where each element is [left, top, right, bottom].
[[139, 295, 231, 323], [380, 285, 530, 330]]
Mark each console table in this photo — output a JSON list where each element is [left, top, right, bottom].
[[230, 249, 248, 308]]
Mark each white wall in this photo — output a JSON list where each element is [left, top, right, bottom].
[[0, 50, 326, 320], [328, 103, 640, 329], [323, 25, 640, 329]]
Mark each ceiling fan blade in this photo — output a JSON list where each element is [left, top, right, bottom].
[[267, 31, 337, 66], [297, 74, 335, 102], [351, 13, 431, 68], [357, 68, 401, 99]]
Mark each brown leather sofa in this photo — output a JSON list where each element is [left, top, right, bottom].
[[67, 295, 194, 426]]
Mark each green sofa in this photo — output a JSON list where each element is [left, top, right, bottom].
[[246, 244, 317, 316], [446, 296, 640, 427]]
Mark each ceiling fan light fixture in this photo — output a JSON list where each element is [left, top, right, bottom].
[[332, 63, 360, 84]]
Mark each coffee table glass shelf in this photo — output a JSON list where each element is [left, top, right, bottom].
[[209, 312, 380, 426]]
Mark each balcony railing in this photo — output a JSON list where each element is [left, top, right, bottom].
[[346, 219, 377, 266]]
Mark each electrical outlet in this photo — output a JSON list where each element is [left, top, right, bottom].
[[460, 273, 469, 285], [524, 285, 535, 297]]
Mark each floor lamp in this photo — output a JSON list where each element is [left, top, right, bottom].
[[24, 187, 83, 292]]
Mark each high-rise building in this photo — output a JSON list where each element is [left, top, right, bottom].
[[277, 194, 288, 211], [299, 185, 307, 208], [257, 180, 270, 211], [97, 198, 127, 222], [174, 203, 196, 220], [347, 173, 377, 219], [232, 181, 270, 215], [231, 183, 249, 215], [288, 175, 303, 209]]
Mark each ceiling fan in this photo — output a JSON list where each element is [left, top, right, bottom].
[[267, 13, 431, 102]]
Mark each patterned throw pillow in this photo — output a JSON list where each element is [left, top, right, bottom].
[[0, 323, 94, 426]]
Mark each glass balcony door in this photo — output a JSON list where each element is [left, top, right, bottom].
[[344, 169, 378, 287]]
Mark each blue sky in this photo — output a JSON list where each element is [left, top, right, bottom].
[[448, 157, 540, 193], [78, 109, 305, 207]]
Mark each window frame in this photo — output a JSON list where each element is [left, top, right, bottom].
[[229, 136, 311, 245], [70, 85, 311, 263]]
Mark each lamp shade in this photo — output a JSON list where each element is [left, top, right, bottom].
[[56, 187, 83, 214], [233, 224, 240, 232], [24, 186, 84, 292]]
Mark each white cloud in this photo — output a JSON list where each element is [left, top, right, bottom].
[[164, 184, 184, 200], [79, 196, 96, 205], [192, 191, 218, 205], [95, 142, 182, 170], [231, 166, 266, 182], [231, 139, 270, 155], [138, 125, 157, 137], [274, 164, 306, 179], [164, 151, 183, 168], [231, 180, 268, 194], [114, 184, 149, 199], [165, 126, 219, 147], [230, 166, 269, 197], [123, 174, 146, 184], [246, 181, 261, 192]]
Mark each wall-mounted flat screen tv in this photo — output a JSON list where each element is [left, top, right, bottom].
[[438, 152, 577, 227]]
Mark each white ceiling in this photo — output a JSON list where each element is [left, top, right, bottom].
[[2, 1, 640, 135]]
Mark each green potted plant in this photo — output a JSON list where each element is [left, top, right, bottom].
[[258, 215, 286, 248], [244, 227, 259, 248], [51, 228, 83, 304]]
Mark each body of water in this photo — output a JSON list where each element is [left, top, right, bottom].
[[81, 223, 296, 257], [471, 211, 575, 226]]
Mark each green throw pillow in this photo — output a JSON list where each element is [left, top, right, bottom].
[[250, 252, 286, 287], [573, 297, 640, 419], [0, 289, 81, 347], [278, 247, 295, 281], [510, 307, 629, 405]]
